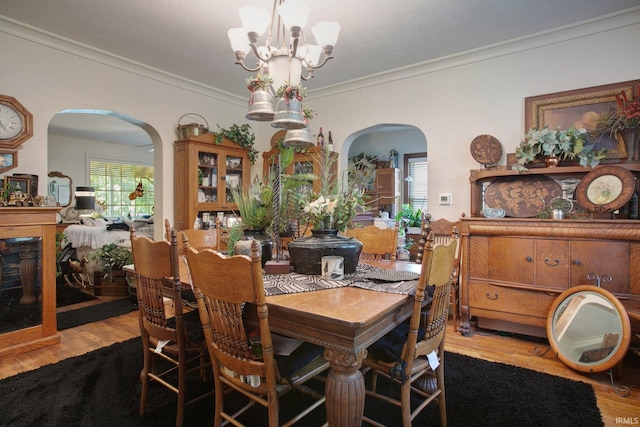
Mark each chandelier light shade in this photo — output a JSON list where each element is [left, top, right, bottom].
[[229, 0, 340, 127]]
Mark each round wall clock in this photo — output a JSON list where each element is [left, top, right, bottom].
[[0, 95, 33, 149]]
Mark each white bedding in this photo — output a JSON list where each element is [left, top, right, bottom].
[[63, 224, 130, 249]]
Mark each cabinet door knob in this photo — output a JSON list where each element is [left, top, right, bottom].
[[544, 258, 560, 267], [525, 256, 533, 263], [572, 259, 581, 266], [485, 292, 499, 300]]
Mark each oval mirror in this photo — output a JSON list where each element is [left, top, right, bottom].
[[47, 171, 73, 208], [547, 285, 631, 373]]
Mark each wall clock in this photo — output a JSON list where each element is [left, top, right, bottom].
[[0, 95, 33, 149]]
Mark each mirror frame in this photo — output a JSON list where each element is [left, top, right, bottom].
[[547, 285, 631, 373], [47, 171, 73, 208]]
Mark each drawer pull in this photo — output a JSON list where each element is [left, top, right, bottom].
[[544, 258, 560, 267], [485, 292, 499, 300], [573, 259, 581, 266], [525, 256, 533, 263]]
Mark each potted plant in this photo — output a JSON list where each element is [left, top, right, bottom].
[[395, 204, 423, 234], [512, 127, 606, 172], [230, 180, 275, 267]]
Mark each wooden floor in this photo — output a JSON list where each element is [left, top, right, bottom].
[[1, 305, 639, 426]]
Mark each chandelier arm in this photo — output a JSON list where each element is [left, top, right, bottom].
[[303, 55, 334, 71], [235, 60, 261, 73]]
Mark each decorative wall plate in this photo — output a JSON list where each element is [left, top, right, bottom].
[[574, 165, 635, 213], [484, 175, 563, 217], [470, 134, 502, 166]]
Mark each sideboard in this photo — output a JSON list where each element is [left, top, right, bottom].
[[0, 207, 60, 357], [459, 163, 640, 337]]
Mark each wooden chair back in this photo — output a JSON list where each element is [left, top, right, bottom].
[[130, 226, 211, 426], [362, 231, 459, 426], [165, 218, 220, 254], [185, 240, 328, 426], [345, 223, 399, 261]]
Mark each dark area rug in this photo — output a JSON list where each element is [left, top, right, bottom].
[[56, 281, 98, 307], [0, 339, 603, 427], [56, 299, 137, 330]]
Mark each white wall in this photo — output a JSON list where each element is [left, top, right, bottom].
[[2, 10, 639, 227]]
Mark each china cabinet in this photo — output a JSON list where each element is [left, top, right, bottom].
[[365, 168, 400, 218], [174, 134, 250, 231], [0, 207, 60, 357], [459, 164, 640, 337], [262, 146, 337, 193]]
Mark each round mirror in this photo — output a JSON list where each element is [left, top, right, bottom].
[[47, 171, 73, 208], [547, 285, 631, 373]]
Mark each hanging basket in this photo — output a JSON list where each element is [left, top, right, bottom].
[[176, 113, 209, 139]]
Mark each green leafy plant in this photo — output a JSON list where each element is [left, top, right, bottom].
[[226, 222, 244, 257], [512, 127, 606, 172], [395, 204, 422, 228], [230, 179, 274, 232], [89, 243, 133, 280], [214, 123, 259, 165]]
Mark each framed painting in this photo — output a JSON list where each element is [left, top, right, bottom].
[[6, 176, 30, 195], [12, 173, 38, 196], [525, 80, 640, 160], [0, 150, 18, 173]]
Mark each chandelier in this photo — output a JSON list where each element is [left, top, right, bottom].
[[228, 0, 340, 139]]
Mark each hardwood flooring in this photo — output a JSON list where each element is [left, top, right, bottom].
[[1, 305, 638, 426]]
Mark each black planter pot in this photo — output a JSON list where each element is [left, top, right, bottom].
[[288, 229, 362, 275], [234, 229, 273, 268]]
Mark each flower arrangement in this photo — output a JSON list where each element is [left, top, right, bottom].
[[276, 82, 307, 100], [594, 88, 640, 137], [245, 73, 273, 92], [512, 127, 606, 172], [294, 149, 366, 232]]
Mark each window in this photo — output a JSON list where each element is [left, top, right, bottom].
[[89, 160, 154, 218], [403, 153, 428, 210]]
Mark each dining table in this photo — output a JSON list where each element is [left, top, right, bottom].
[[129, 258, 423, 427]]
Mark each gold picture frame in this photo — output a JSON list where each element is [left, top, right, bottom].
[[525, 80, 640, 160], [6, 176, 31, 195]]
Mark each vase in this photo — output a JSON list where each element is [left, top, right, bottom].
[[288, 229, 363, 275], [234, 229, 273, 268], [618, 127, 640, 161], [545, 155, 560, 167]]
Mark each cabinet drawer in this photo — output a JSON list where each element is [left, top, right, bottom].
[[468, 280, 558, 318]]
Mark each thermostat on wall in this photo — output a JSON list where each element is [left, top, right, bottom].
[[438, 193, 452, 205]]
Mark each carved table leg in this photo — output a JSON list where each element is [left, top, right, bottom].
[[323, 348, 365, 427]]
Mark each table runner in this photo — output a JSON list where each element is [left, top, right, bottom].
[[263, 263, 419, 296]]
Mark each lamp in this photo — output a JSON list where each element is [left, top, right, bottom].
[[75, 186, 95, 215], [229, 0, 340, 128]]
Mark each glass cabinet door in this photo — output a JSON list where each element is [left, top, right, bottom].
[[224, 154, 244, 203], [197, 150, 219, 203]]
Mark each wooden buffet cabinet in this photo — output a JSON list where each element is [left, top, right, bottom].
[[174, 134, 251, 231], [0, 207, 60, 357], [459, 164, 640, 337], [365, 168, 400, 218]]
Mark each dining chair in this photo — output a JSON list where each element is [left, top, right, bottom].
[[416, 213, 463, 331], [184, 238, 330, 427], [362, 231, 459, 427], [344, 223, 399, 261], [164, 218, 221, 254], [130, 226, 212, 427]]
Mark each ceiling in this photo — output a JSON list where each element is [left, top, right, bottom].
[[2, 0, 640, 146]]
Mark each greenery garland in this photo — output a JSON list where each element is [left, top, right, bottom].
[[214, 123, 259, 165]]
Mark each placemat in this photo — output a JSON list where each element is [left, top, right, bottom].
[[262, 263, 418, 296]]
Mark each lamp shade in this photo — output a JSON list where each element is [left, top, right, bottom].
[[75, 186, 95, 211]]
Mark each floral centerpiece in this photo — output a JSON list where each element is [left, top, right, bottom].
[[245, 72, 273, 93], [512, 127, 606, 172], [594, 88, 640, 137], [594, 88, 640, 161], [287, 148, 367, 275]]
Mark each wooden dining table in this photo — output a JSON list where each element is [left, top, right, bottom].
[[165, 258, 422, 427]]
